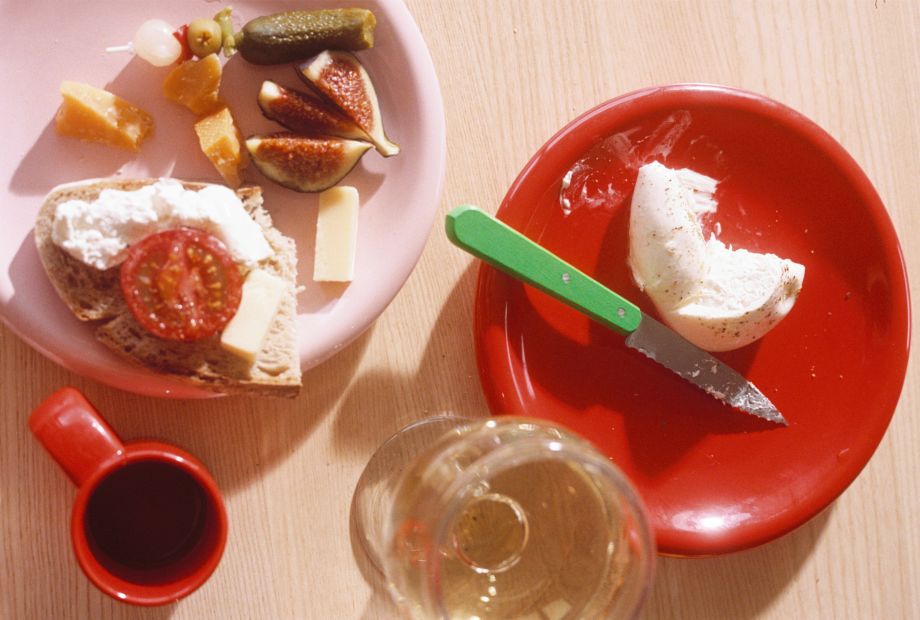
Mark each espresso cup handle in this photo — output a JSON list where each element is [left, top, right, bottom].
[[29, 387, 126, 487]]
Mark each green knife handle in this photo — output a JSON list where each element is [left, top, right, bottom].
[[446, 204, 642, 335]]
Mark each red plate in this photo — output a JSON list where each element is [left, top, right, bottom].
[[474, 85, 910, 556]]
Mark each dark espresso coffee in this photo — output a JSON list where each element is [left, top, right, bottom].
[[85, 461, 208, 571]]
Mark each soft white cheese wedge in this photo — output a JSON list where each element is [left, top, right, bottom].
[[220, 269, 286, 362], [628, 162, 805, 352], [628, 162, 714, 307], [314, 186, 359, 282]]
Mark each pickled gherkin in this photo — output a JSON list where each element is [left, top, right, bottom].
[[237, 9, 376, 65]]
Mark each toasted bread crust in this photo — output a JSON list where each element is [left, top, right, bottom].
[[35, 178, 301, 397]]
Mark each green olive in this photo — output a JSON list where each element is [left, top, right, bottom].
[[188, 18, 223, 58]]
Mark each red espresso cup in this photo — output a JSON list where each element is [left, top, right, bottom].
[[29, 387, 228, 606]]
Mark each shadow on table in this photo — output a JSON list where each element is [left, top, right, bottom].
[[66, 326, 374, 495], [2, 306, 371, 616], [336, 264, 488, 616], [0, 325, 178, 619], [338, 263, 837, 618], [330, 264, 489, 460], [641, 506, 835, 619]]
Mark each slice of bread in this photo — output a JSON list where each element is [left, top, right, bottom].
[[35, 178, 302, 397]]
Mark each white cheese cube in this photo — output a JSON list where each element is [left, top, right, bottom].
[[220, 269, 286, 362], [314, 186, 359, 282]]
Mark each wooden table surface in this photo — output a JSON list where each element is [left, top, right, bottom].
[[3, 1, 919, 618]]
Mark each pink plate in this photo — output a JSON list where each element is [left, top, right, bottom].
[[0, 0, 445, 398], [474, 85, 911, 556]]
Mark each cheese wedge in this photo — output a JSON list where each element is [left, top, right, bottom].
[[628, 161, 805, 352], [314, 186, 359, 282], [163, 53, 222, 115], [55, 81, 154, 151], [221, 269, 286, 362], [628, 163, 714, 307], [195, 106, 247, 188]]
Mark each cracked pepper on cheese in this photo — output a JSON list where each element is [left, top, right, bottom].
[[628, 161, 805, 352]]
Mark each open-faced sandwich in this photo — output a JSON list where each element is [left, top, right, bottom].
[[34, 178, 301, 397]]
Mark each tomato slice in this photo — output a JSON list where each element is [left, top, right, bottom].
[[120, 228, 243, 342]]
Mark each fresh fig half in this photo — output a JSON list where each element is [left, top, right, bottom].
[[297, 50, 400, 157], [257, 80, 370, 142], [245, 133, 372, 192]]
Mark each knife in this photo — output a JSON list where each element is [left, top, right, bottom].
[[446, 204, 786, 425]]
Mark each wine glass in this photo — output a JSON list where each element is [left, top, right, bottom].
[[352, 415, 654, 619]]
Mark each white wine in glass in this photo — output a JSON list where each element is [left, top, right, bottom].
[[353, 416, 654, 619]]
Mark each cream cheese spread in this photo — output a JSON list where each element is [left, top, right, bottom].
[[51, 179, 273, 270]]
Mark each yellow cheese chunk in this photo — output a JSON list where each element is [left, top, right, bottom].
[[314, 186, 359, 282], [55, 81, 154, 151], [220, 269, 286, 362], [195, 106, 248, 188], [163, 53, 222, 115]]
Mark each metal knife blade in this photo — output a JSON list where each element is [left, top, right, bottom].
[[446, 205, 787, 425], [626, 314, 786, 425]]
